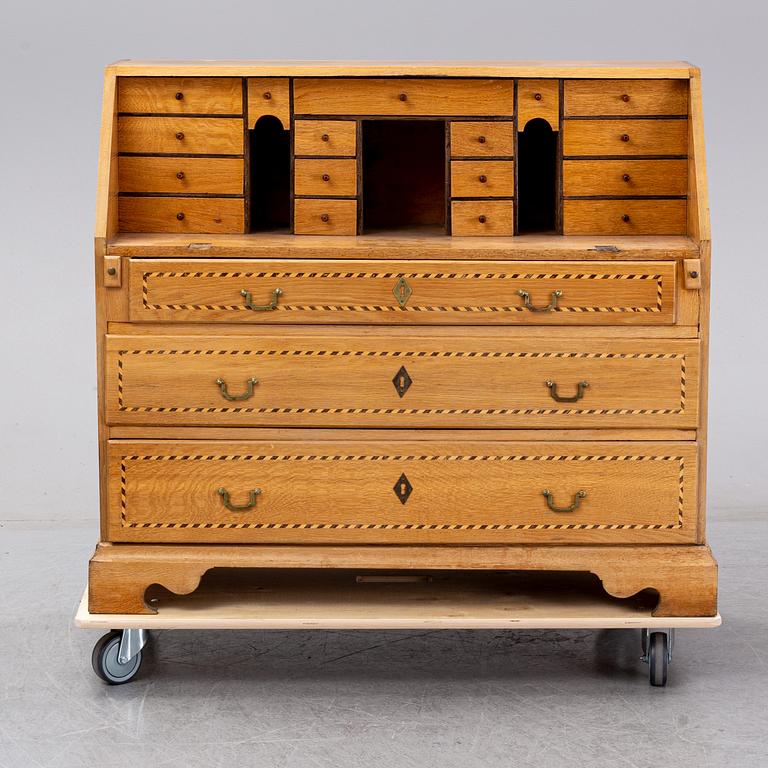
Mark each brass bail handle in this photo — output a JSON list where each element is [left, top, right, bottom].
[[217, 487, 261, 512], [241, 287, 283, 311], [216, 377, 258, 401], [542, 489, 587, 513], [517, 289, 562, 312], [546, 380, 589, 403]]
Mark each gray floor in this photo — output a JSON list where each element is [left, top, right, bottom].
[[1, 514, 766, 768]]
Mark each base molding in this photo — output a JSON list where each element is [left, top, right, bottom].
[[88, 543, 718, 617]]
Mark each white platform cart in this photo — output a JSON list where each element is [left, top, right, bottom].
[[76, 570, 721, 687]]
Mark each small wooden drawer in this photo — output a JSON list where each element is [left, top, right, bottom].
[[118, 197, 244, 234], [563, 199, 687, 235], [451, 201, 513, 236], [451, 160, 514, 197], [247, 78, 290, 128], [106, 438, 698, 544], [294, 120, 357, 156], [563, 119, 687, 156], [450, 122, 514, 157], [293, 198, 357, 235], [294, 158, 358, 197], [118, 116, 244, 155], [517, 79, 559, 129], [128, 258, 678, 326], [293, 78, 514, 116], [118, 156, 244, 194], [106, 334, 699, 430], [563, 159, 688, 197], [117, 77, 243, 115], [564, 79, 688, 117]]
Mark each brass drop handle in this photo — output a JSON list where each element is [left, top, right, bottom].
[[543, 489, 587, 513], [240, 287, 282, 311], [517, 289, 562, 312], [216, 377, 258, 401], [217, 487, 261, 512], [546, 380, 589, 403]]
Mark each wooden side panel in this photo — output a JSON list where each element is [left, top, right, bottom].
[[105, 334, 699, 429], [563, 119, 688, 156], [106, 439, 698, 544], [293, 78, 514, 116], [118, 116, 244, 155], [127, 258, 679, 325], [117, 77, 243, 114]]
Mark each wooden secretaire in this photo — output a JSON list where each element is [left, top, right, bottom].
[[88, 60, 716, 619]]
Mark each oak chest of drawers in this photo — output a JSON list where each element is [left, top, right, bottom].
[[89, 60, 716, 618]]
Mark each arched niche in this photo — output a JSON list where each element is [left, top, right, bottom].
[[517, 117, 559, 234], [249, 115, 290, 232]]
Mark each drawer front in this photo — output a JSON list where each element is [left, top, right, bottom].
[[128, 259, 678, 325], [450, 122, 514, 157], [293, 78, 514, 116], [106, 335, 699, 429], [451, 160, 514, 197], [294, 158, 358, 196], [294, 120, 357, 156], [564, 79, 688, 117], [119, 197, 244, 234], [107, 439, 698, 544], [563, 199, 687, 235], [517, 79, 559, 128], [293, 198, 357, 235], [563, 159, 687, 197], [117, 77, 243, 115], [246, 78, 290, 128], [118, 156, 244, 194], [451, 201, 514, 235], [118, 116, 244, 155], [563, 119, 687, 156]]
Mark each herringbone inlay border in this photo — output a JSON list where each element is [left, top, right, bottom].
[[115, 349, 687, 417], [118, 453, 685, 532], [141, 270, 665, 314]]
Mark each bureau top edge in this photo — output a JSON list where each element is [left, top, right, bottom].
[[107, 60, 698, 79]]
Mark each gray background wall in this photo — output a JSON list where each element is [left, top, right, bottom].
[[0, 0, 764, 523]]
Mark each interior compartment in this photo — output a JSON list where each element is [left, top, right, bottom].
[[517, 118, 559, 234], [249, 115, 290, 231], [362, 120, 446, 233]]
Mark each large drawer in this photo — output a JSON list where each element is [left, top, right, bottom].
[[105, 334, 699, 429], [293, 78, 514, 116], [117, 77, 243, 115], [127, 259, 679, 325], [563, 119, 687, 157], [564, 79, 688, 117], [118, 116, 244, 155], [106, 439, 698, 544]]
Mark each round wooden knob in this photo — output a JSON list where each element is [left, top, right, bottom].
[[321, 133, 329, 142], [176, 212, 185, 221], [176, 171, 185, 180], [479, 175, 487, 183], [399, 93, 408, 101], [320, 213, 330, 222], [689, 270, 699, 278], [175, 92, 184, 100], [478, 135, 486, 144], [175, 131, 184, 140], [621, 214, 630, 223], [534, 92, 542, 101], [621, 134, 630, 142], [622, 173, 631, 182], [322, 173, 330, 182], [478, 215, 487, 224], [263, 91, 272, 100], [621, 94, 630, 102], [107, 267, 117, 276]]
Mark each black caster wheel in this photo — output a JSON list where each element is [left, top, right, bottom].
[[91, 630, 144, 685], [648, 631, 669, 687]]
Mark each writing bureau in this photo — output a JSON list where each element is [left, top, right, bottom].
[[83, 60, 717, 685]]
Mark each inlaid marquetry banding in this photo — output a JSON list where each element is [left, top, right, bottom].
[[141, 270, 665, 314], [116, 349, 687, 417], [118, 453, 685, 532]]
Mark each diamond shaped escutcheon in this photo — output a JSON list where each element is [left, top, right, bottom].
[[392, 366, 413, 398], [393, 276, 413, 307], [393, 473, 413, 505]]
